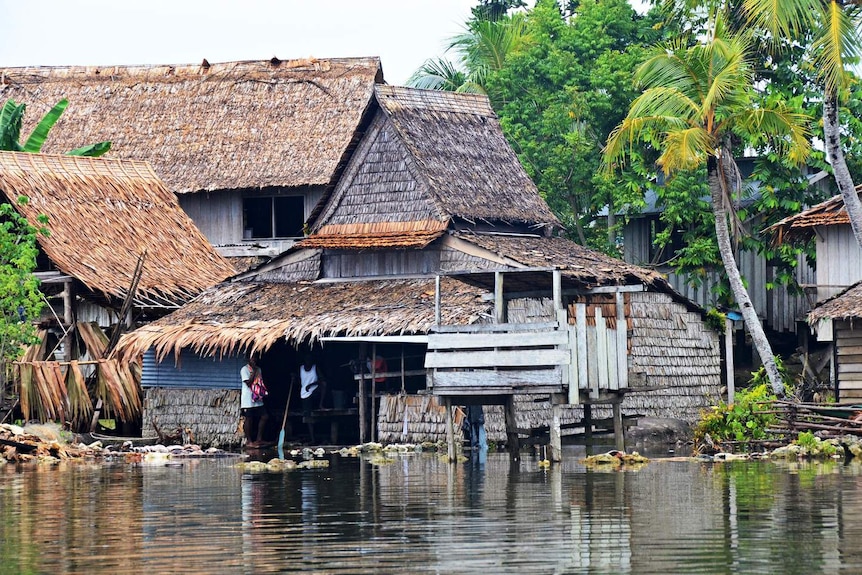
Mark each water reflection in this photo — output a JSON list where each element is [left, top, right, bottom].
[[3, 452, 862, 574]]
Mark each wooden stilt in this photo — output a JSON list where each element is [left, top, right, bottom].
[[371, 343, 377, 443], [583, 403, 592, 443], [358, 373, 366, 444], [549, 403, 562, 462], [444, 397, 455, 462], [612, 400, 625, 452], [505, 395, 519, 460]]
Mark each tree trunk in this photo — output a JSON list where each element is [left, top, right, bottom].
[[710, 158, 784, 397], [824, 91, 862, 248]]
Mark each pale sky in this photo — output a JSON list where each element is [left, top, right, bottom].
[[0, 1, 650, 86], [0, 1, 483, 86]]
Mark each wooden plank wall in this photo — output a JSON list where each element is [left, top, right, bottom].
[[323, 249, 442, 278], [837, 321, 862, 401], [426, 323, 567, 396]]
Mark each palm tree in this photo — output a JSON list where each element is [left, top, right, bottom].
[[603, 20, 810, 396], [407, 12, 530, 103], [743, 0, 862, 248]]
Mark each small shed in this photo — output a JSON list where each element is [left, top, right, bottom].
[[0, 151, 233, 426], [807, 282, 862, 401]]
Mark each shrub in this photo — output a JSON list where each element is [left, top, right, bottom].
[[693, 384, 778, 451]]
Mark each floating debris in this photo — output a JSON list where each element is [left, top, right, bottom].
[[583, 450, 649, 469], [0, 423, 235, 464]]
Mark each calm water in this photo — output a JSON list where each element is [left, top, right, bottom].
[[2, 448, 862, 574]]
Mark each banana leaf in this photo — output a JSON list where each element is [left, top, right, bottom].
[[67, 141, 112, 157], [21, 99, 68, 153], [0, 100, 25, 151]]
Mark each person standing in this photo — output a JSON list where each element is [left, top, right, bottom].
[[295, 354, 327, 443], [241, 354, 270, 448]]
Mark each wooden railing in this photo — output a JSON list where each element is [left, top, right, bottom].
[[425, 321, 568, 396]]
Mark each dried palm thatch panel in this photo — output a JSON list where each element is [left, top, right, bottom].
[[144, 388, 241, 448], [767, 187, 862, 244], [117, 277, 492, 361], [808, 280, 862, 323], [301, 220, 447, 250], [0, 152, 234, 306], [508, 297, 554, 324], [0, 58, 382, 193], [625, 291, 721, 422], [376, 394, 466, 444]]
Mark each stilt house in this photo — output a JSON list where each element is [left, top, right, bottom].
[[0, 152, 233, 427], [117, 87, 722, 448]]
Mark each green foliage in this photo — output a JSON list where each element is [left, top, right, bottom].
[[793, 431, 840, 458], [704, 308, 726, 334], [488, 0, 662, 247], [693, 384, 778, 448], [0, 198, 46, 364], [750, 355, 793, 392]]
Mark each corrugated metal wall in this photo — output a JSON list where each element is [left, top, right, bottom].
[[624, 218, 813, 333], [142, 350, 243, 389]]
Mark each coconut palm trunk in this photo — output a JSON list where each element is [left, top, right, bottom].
[[824, 92, 862, 248], [710, 156, 784, 397]]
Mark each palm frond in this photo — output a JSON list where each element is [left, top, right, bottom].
[[407, 58, 468, 92], [22, 99, 67, 153], [741, 0, 820, 39], [658, 127, 712, 173], [812, 1, 862, 94]]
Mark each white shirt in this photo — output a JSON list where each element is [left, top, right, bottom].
[[300, 364, 319, 399], [240, 364, 264, 409]]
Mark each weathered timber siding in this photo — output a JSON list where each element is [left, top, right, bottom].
[[143, 387, 241, 448], [254, 251, 321, 282], [178, 190, 243, 246], [178, 186, 323, 248], [817, 226, 862, 303], [322, 248, 442, 278], [836, 320, 862, 401]]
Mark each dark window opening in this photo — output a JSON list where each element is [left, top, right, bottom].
[[243, 196, 305, 239]]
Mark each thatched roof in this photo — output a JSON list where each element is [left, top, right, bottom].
[[115, 278, 491, 360], [808, 281, 862, 322], [0, 57, 382, 193], [0, 152, 234, 306], [768, 187, 862, 244], [454, 232, 671, 289], [300, 220, 448, 249], [309, 86, 560, 238]]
